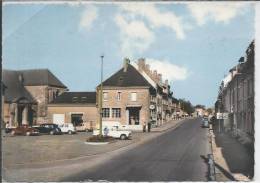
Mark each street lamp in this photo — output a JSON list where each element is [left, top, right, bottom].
[[99, 54, 104, 137]]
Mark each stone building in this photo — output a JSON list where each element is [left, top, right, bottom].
[[2, 69, 67, 126], [97, 58, 174, 130], [215, 41, 254, 143], [48, 92, 97, 130]]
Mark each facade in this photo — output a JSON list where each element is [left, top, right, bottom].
[[48, 92, 97, 129], [97, 58, 175, 130], [2, 69, 67, 126], [215, 41, 254, 143]]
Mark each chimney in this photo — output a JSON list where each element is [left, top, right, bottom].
[[18, 74, 24, 84], [123, 58, 130, 72], [153, 70, 157, 81], [165, 79, 168, 85], [158, 74, 162, 83], [137, 58, 145, 71], [145, 64, 150, 73]]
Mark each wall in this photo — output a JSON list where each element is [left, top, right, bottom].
[[47, 104, 97, 127], [99, 87, 150, 126]]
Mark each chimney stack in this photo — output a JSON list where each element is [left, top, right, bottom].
[[123, 58, 130, 72], [158, 74, 162, 83], [137, 58, 145, 71], [165, 79, 168, 85]]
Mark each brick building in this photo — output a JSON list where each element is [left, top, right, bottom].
[[97, 58, 175, 130], [215, 41, 254, 143], [48, 92, 97, 130], [2, 69, 67, 126]]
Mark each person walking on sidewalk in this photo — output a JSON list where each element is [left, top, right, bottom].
[[148, 117, 152, 132]]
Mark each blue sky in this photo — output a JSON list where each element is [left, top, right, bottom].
[[3, 2, 255, 107]]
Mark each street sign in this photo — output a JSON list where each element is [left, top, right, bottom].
[[216, 113, 229, 119]]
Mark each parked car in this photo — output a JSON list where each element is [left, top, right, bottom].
[[75, 122, 93, 132], [5, 126, 16, 133], [201, 119, 209, 128], [10, 125, 40, 136], [93, 126, 132, 140], [33, 124, 62, 135], [59, 123, 76, 134]]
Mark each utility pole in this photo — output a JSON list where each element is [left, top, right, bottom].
[[99, 54, 104, 137]]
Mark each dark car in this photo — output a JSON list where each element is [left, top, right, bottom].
[[11, 125, 40, 136], [34, 124, 62, 135]]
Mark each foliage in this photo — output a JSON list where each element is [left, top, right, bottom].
[[179, 99, 195, 115], [86, 135, 115, 142], [194, 104, 206, 109]]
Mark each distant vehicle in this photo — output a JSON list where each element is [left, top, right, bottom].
[[59, 123, 76, 134], [201, 119, 209, 128], [93, 126, 132, 140], [33, 124, 62, 135], [10, 125, 40, 136]]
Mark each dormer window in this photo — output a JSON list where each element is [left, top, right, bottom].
[[81, 97, 87, 102]]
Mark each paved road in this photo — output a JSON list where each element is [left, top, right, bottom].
[[64, 118, 211, 182]]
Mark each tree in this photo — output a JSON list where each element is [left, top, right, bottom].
[[194, 104, 205, 109], [179, 99, 195, 115]]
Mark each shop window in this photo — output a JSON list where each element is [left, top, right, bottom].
[[102, 108, 110, 118]]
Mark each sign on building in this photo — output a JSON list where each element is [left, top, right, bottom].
[[216, 113, 229, 119]]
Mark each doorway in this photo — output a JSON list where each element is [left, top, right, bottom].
[[127, 107, 141, 125], [71, 113, 83, 126]]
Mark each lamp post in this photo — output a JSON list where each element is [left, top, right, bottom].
[[99, 54, 104, 137]]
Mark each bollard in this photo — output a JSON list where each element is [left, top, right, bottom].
[[208, 154, 216, 181]]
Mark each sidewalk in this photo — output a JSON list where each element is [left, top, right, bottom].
[[210, 128, 254, 181]]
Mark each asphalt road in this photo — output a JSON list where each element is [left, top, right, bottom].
[[64, 118, 211, 182]]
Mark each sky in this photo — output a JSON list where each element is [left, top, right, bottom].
[[2, 2, 255, 107]]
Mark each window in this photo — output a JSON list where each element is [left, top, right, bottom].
[[103, 92, 108, 101], [102, 108, 110, 118], [131, 92, 137, 101], [112, 108, 121, 118], [117, 92, 121, 101]]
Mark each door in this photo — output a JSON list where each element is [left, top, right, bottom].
[[53, 114, 65, 125]]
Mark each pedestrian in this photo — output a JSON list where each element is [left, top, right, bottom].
[[143, 122, 146, 132], [148, 118, 152, 132], [104, 126, 109, 137]]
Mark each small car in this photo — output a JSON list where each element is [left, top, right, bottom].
[[10, 125, 40, 136], [76, 122, 89, 132], [34, 124, 62, 135], [201, 119, 209, 128], [59, 123, 76, 134]]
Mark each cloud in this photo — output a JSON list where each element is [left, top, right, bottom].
[[187, 3, 249, 26], [119, 3, 186, 39], [145, 58, 189, 82], [79, 5, 98, 31], [115, 14, 155, 57]]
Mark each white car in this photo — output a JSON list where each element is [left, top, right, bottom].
[[93, 126, 132, 140], [59, 123, 76, 134]]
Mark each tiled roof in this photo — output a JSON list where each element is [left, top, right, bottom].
[[101, 64, 152, 87], [2, 70, 35, 103], [17, 69, 67, 88], [50, 92, 96, 104]]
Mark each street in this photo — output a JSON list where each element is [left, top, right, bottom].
[[64, 118, 211, 182]]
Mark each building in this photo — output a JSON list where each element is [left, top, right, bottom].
[[96, 58, 175, 130], [215, 41, 254, 143], [2, 69, 67, 126], [47, 92, 97, 129]]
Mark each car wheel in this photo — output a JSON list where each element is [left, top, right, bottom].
[[50, 131, 54, 135], [26, 132, 31, 136], [11, 130, 15, 136], [120, 134, 127, 140], [68, 130, 72, 135]]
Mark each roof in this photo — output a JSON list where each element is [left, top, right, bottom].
[[16, 69, 67, 88], [101, 64, 153, 88], [50, 92, 96, 104], [2, 70, 35, 103]]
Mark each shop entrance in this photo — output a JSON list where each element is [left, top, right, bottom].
[[127, 107, 141, 125], [71, 114, 83, 126]]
